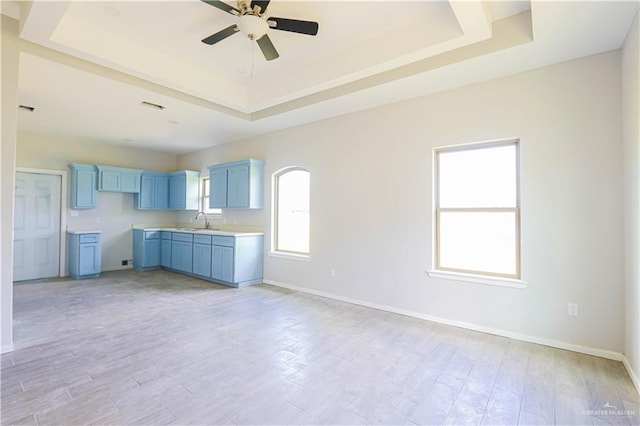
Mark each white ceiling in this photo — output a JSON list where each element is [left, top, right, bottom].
[[4, 0, 638, 153]]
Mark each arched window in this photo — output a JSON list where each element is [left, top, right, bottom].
[[272, 168, 310, 256]]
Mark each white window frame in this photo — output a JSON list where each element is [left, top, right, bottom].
[[200, 176, 222, 215], [271, 167, 311, 260], [429, 139, 525, 288]]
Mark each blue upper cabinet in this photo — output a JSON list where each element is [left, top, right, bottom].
[[156, 175, 170, 208], [169, 171, 200, 210], [135, 172, 170, 210], [207, 159, 264, 209], [68, 163, 97, 209], [96, 165, 143, 193], [209, 166, 228, 209]]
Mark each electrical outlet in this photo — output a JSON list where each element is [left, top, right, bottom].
[[568, 303, 578, 317], [70, 210, 79, 217], [330, 268, 336, 278]]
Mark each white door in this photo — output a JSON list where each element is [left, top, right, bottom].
[[13, 172, 62, 281]]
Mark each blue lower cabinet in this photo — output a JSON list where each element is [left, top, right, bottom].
[[193, 235, 212, 277], [212, 236, 234, 283], [161, 232, 172, 267], [212, 245, 234, 283], [211, 235, 263, 287], [133, 230, 161, 270], [68, 232, 101, 279], [171, 233, 193, 273], [136, 229, 263, 287], [232, 235, 263, 286]]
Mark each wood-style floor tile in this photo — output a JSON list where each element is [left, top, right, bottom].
[[1, 270, 638, 425]]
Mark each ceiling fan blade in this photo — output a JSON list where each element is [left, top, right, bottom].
[[256, 34, 279, 61], [202, 25, 240, 45], [250, 0, 270, 14], [201, 0, 240, 16], [268, 17, 318, 36]]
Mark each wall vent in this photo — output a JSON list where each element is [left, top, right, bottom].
[[140, 101, 165, 110]]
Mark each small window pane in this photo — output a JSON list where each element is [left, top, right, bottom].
[[439, 211, 517, 275], [200, 177, 221, 214], [439, 144, 517, 208], [276, 169, 310, 254]]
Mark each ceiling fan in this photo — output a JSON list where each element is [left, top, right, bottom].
[[200, 0, 319, 61]]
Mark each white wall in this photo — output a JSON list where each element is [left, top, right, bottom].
[[178, 51, 625, 355], [623, 11, 640, 389], [1, 16, 19, 353], [16, 132, 180, 272]]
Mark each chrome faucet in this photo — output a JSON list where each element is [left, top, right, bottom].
[[193, 211, 210, 229]]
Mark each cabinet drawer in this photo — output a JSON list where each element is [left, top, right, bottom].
[[213, 236, 234, 247], [79, 234, 100, 244], [145, 231, 160, 240], [161, 231, 172, 240], [172, 233, 193, 242], [193, 234, 212, 245]]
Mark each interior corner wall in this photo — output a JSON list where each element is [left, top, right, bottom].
[[622, 10, 640, 389], [1, 15, 19, 353], [16, 132, 180, 272], [178, 50, 625, 355]]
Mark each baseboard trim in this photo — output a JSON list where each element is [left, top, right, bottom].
[[264, 279, 624, 362], [1, 343, 14, 354], [102, 265, 134, 273], [623, 355, 640, 396]]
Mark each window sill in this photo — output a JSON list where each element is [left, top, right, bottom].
[[426, 270, 527, 289], [269, 251, 311, 262]]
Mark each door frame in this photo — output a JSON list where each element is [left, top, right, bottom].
[[15, 168, 68, 278]]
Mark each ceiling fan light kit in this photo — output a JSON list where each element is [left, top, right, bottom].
[[201, 0, 319, 61], [237, 15, 268, 40]]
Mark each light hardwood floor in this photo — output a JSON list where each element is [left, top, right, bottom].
[[1, 270, 639, 425]]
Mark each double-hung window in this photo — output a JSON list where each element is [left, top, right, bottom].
[[434, 140, 520, 280], [272, 167, 310, 257]]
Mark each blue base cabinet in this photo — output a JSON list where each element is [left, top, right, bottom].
[[193, 235, 213, 278], [68, 232, 101, 279], [161, 232, 172, 267], [211, 236, 235, 283], [133, 230, 161, 270], [228, 235, 263, 286], [149, 230, 263, 287], [171, 233, 194, 273]]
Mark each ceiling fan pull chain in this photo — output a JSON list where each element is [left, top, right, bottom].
[[251, 40, 255, 79]]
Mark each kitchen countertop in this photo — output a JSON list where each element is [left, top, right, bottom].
[[133, 227, 264, 237], [67, 230, 103, 234]]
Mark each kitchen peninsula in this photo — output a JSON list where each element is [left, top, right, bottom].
[[133, 227, 264, 288]]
